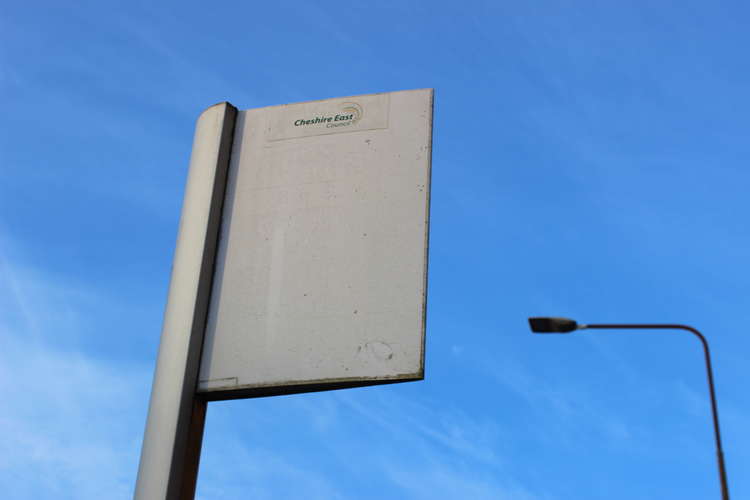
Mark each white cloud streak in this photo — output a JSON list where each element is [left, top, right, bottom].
[[0, 237, 150, 500]]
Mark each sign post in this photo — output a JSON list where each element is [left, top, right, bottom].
[[135, 103, 237, 500], [135, 90, 433, 499]]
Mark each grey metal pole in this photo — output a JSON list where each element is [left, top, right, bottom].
[[135, 102, 237, 500], [583, 324, 730, 500], [529, 318, 730, 499]]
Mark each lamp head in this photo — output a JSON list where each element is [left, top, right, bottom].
[[528, 317, 579, 333]]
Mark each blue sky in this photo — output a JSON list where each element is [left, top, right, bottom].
[[1, 1, 749, 498]]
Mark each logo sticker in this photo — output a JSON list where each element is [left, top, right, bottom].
[[293, 102, 363, 129], [267, 93, 389, 141]]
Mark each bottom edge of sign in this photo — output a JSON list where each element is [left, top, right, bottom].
[[197, 372, 423, 402]]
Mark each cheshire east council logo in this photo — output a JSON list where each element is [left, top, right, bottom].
[[293, 102, 363, 129]]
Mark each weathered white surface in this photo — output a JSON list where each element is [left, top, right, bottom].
[[198, 89, 432, 394]]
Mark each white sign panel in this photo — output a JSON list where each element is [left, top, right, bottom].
[[197, 89, 433, 398]]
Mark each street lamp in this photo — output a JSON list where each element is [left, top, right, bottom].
[[528, 317, 730, 500]]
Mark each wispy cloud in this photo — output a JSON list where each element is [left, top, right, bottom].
[[0, 236, 149, 499], [337, 390, 543, 500], [197, 438, 348, 500], [0, 333, 148, 499], [198, 385, 546, 500], [461, 346, 640, 450]]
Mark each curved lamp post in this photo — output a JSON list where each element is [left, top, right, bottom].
[[528, 317, 730, 500]]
